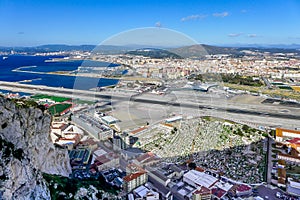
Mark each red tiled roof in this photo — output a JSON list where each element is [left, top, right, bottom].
[[193, 186, 211, 195], [162, 123, 173, 128], [287, 138, 300, 145], [123, 172, 146, 182], [236, 184, 251, 192], [79, 138, 97, 146], [96, 157, 110, 164], [195, 166, 205, 172], [127, 163, 146, 173], [136, 152, 153, 162], [131, 126, 148, 134], [144, 156, 160, 163], [212, 188, 226, 199]]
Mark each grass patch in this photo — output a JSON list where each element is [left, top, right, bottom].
[[224, 83, 300, 101], [48, 103, 72, 115], [272, 149, 282, 154], [202, 116, 212, 121], [31, 94, 70, 103], [286, 166, 300, 176]]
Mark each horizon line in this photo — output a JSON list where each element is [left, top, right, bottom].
[[1, 43, 300, 49]]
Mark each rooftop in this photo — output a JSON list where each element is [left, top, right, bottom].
[[184, 170, 218, 189], [123, 171, 146, 182], [236, 184, 252, 192], [101, 115, 120, 124], [127, 163, 146, 172], [133, 185, 150, 198], [93, 148, 107, 157], [193, 186, 211, 196], [79, 138, 97, 146], [195, 166, 205, 172], [136, 152, 160, 164], [215, 181, 233, 192], [149, 170, 170, 182], [131, 126, 148, 135], [287, 138, 300, 145], [289, 179, 300, 189], [212, 187, 227, 199]]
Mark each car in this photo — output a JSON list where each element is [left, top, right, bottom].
[[254, 196, 264, 200], [276, 192, 281, 198]]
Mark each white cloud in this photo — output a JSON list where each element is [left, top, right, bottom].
[[248, 34, 257, 38], [181, 14, 208, 22], [213, 12, 229, 17], [228, 33, 243, 37], [241, 9, 247, 13]]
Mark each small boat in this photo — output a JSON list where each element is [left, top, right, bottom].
[[2, 56, 8, 60]]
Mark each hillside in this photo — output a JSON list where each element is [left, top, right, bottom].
[[126, 48, 182, 59], [0, 96, 71, 199], [169, 44, 241, 58]]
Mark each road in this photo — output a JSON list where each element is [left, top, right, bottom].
[[266, 136, 273, 187], [256, 185, 281, 200]]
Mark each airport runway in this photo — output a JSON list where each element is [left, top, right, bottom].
[[1, 81, 300, 122]]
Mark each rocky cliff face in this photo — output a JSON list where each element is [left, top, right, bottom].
[[0, 97, 71, 199]]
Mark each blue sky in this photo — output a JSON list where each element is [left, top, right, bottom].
[[1, 0, 300, 46]]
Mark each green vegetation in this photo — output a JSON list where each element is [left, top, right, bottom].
[[202, 116, 212, 121], [262, 132, 268, 137], [278, 85, 293, 90], [13, 148, 24, 160], [225, 83, 300, 101], [194, 73, 222, 82], [0, 174, 7, 181], [11, 99, 39, 109], [31, 94, 70, 102], [221, 74, 264, 87], [191, 73, 263, 87], [48, 103, 72, 115], [126, 49, 182, 59], [43, 173, 118, 200], [272, 149, 282, 154], [286, 166, 300, 177], [270, 130, 276, 138], [0, 136, 24, 162], [171, 127, 177, 134]]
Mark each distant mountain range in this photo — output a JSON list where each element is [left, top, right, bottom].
[[1, 44, 299, 58], [169, 44, 242, 58], [126, 48, 183, 59], [0, 44, 96, 53]]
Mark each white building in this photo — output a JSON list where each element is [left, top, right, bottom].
[[183, 170, 218, 189], [287, 178, 300, 196]]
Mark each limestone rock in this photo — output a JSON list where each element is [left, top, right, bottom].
[[0, 96, 72, 199]]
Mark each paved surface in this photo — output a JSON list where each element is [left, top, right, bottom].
[[1, 81, 300, 130], [256, 185, 281, 200], [266, 137, 273, 186]]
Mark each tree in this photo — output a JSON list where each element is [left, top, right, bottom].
[[188, 162, 197, 170]]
